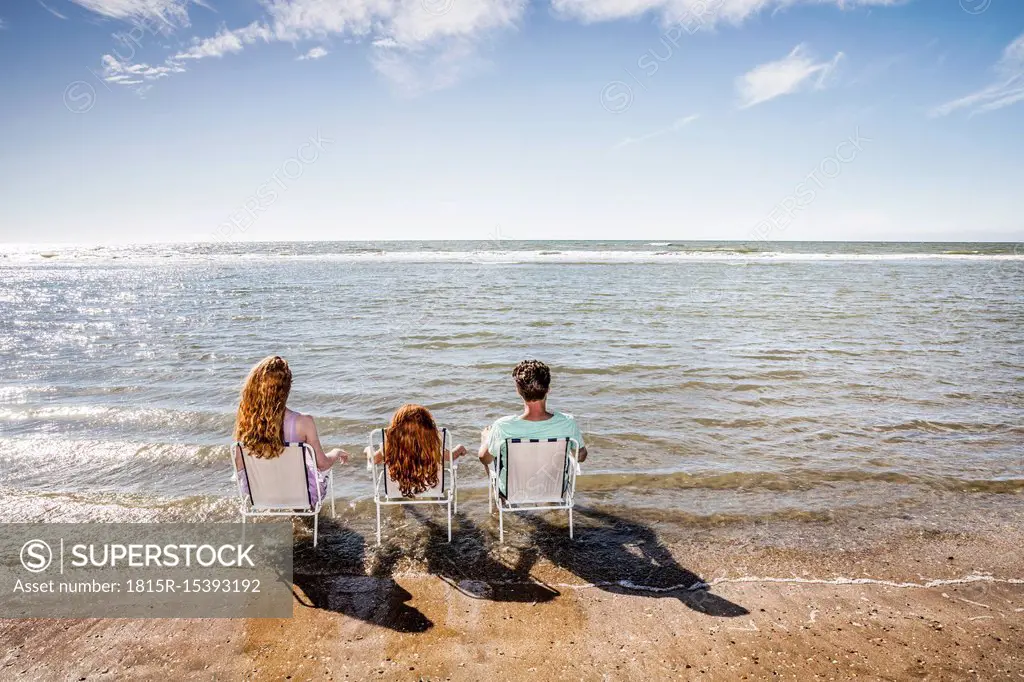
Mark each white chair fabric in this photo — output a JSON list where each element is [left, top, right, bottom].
[[241, 444, 315, 509], [489, 437, 581, 543], [232, 441, 334, 547]]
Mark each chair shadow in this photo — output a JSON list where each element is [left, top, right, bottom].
[[522, 507, 749, 618], [291, 516, 433, 633], [408, 507, 560, 604]]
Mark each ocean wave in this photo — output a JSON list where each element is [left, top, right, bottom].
[[2, 247, 1022, 266], [574, 469, 1024, 494], [870, 419, 1024, 434], [0, 403, 369, 433], [3, 437, 1019, 493]]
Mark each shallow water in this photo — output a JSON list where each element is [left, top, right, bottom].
[[1, 241, 1021, 527]]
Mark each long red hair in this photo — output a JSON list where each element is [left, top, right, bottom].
[[385, 404, 441, 497], [234, 356, 292, 459]]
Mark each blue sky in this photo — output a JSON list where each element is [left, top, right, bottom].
[[0, 0, 1022, 243]]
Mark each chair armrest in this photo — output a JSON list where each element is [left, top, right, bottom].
[[371, 467, 386, 496], [568, 438, 582, 475], [367, 428, 385, 472], [567, 452, 582, 475]]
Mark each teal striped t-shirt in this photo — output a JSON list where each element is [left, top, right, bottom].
[[486, 411, 585, 458]]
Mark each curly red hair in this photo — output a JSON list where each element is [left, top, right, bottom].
[[385, 404, 441, 497], [234, 356, 292, 459]]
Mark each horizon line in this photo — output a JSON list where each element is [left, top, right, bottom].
[[2, 238, 1023, 248]]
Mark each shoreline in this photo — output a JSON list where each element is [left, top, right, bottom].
[[3, 503, 1022, 680]]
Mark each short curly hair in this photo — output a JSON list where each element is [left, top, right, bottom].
[[512, 360, 550, 402]]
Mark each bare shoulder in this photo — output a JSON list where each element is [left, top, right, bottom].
[[296, 413, 318, 434]]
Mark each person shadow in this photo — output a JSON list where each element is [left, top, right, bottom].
[[407, 507, 560, 603], [290, 516, 433, 633], [522, 507, 749, 617]]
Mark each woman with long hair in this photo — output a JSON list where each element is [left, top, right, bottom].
[[365, 404, 466, 497], [233, 355, 348, 502]]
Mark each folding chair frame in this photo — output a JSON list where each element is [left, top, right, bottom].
[[488, 437, 581, 543], [232, 441, 336, 547], [369, 427, 457, 546]]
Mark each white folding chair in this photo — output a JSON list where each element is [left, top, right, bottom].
[[232, 441, 335, 547], [369, 427, 457, 545], [488, 437, 581, 543]]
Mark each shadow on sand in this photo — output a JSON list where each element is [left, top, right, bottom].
[[521, 507, 749, 618], [287, 503, 747, 631], [291, 516, 433, 633], [409, 507, 560, 603]]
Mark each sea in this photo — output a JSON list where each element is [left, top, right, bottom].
[[1, 240, 1021, 548]]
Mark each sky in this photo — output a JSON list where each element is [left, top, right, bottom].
[[0, 0, 1022, 243]]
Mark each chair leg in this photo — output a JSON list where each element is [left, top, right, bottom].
[[330, 475, 336, 518], [376, 502, 382, 547], [498, 507, 504, 544], [447, 499, 452, 543], [569, 507, 574, 540], [313, 513, 319, 548], [488, 482, 493, 514]]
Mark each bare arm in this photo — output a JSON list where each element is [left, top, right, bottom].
[[364, 446, 384, 465], [444, 444, 467, 462], [577, 447, 588, 463], [298, 414, 349, 471], [478, 427, 494, 473]]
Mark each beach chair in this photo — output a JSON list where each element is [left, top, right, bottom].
[[369, 427, 457, 545], [232, 442, 335, 547], [488, 437, 582, 543]]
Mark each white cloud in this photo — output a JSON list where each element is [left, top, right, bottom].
[[264, 0, 524, 91], [550, 0, 900, 28], [263, 0, 385, 42], [100, 53, 186, 88], [613, 114, 699, 149], [930, 32, 1024, 117], [298, 46, 329, 60], [68, 0, 197, 30], [173, 21, 272, 60], [71, 0, 897, 96], [38, 1, 69, 19], [84, 0, 526, 93], [367, 0, 524, 93], [372, 40, 490, 95], [97, 19, 273, 93], [736, 44, 843, 108], [381, 0, 524, 48]]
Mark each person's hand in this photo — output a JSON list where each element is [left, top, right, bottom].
[[328, 448, 349, 465], [452, 444, 467, 459]]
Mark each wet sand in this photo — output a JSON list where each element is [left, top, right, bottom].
[[2, 501, 1023, 680]]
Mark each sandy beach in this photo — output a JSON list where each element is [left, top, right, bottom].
[[3, 496, 1022, 681], [2, 241, 1021, 681], [5, 0, 1024, 672]]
